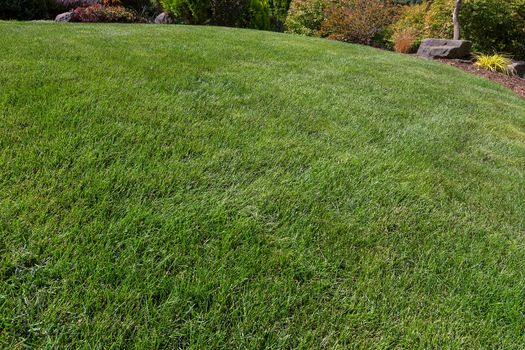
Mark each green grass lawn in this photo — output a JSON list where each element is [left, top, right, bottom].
[[1, 21, 525, 349]]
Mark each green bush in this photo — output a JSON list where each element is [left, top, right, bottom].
[[284, 0, 325, 35], [247, 0, 270, 29], [268, 0, 290, 27], [160, 0, 269, 28], [462, 0, 525, 59], [159, 0, 208, 23]]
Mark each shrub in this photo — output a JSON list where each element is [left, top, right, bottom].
[[0, 0, 53, 19], [474, 53, 515, 75], [53, 0, 98, 11], [394, 0, 422, 3], [247, 0, 270, 29], [72, 4, 146, 21], [159, 0, 209, 23], [159, 0, 269, 28], [422, 0, 525, 59], [321, 0, 399, 46], [424, 0, 453, 38], [389, 2, 426, 51], [393, 28, 416, 53], [209, 0, 249, 26], [0, 0, 155, 19], [284, 0, 325, 35], [388, 0, 525, 59], [101, 0, 160, 15], [49, 0, 98, 17], [268, 0, 291, 28], [55, 0, 159, 19], [104, 0, 145, 11], [462, 0, 525, 59]]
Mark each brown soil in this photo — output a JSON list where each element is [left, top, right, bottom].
[[436, 59, 525, 99]]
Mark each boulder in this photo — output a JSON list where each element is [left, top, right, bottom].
[[154, 12, 174, 24], [55, 12, 79, 22], [509, 61, 525, 78], [417, 39, 472, 59]]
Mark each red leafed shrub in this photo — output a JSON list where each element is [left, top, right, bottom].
[[72, 4, 146, 22], [321, 0, 398, 46]]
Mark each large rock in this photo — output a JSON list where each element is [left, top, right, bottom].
[[509, 61, 525, 78], [417, 39, 472, 59], [55, 12, 79, 22], [154, 12, 174, 24]]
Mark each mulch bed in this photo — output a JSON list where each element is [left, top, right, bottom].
[[435, 59, 525, 98]]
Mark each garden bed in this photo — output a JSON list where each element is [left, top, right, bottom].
[[436, 58, 525, 99]]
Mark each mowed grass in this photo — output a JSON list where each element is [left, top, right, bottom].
[[1, 21, 525, 349]]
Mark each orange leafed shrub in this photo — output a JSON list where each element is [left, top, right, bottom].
[[321, 0, 398, 45], [393, 28, 416, 53]]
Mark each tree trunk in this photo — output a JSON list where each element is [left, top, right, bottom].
[[453, 0, 462, 40], [425, 0, 433, 12]]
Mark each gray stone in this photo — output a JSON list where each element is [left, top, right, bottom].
[[154, 12, 174, 24], [417, 39, 472, 59], [509, 61, 525, 78], [55, 12, 79, 22]]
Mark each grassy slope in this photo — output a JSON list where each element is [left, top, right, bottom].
[[1, 22, 525, 349]]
